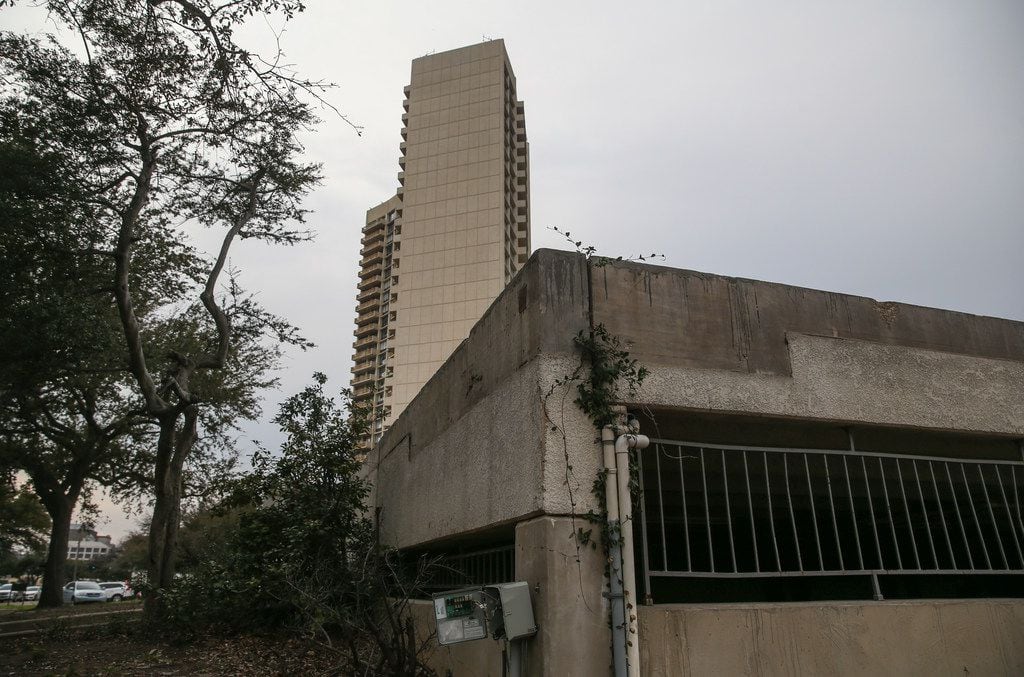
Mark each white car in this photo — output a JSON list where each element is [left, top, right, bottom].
[[23, 586, 40, 601], [63, 580, 105, 604], [0, 583, 30, 602], [98, 582, 128, 602]]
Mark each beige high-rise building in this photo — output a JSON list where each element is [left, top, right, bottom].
[[351, 40, 530, 445]]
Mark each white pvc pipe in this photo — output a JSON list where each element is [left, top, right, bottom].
[[615, 432, 649, 677], [602, 426, 627, 677], [603, 426, 621, 523]]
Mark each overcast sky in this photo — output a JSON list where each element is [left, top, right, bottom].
[[7, 1, 1023, 540]]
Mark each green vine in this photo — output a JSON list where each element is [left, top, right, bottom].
[[539, 255, 656, 599], [538, 228, 663, 619], [573, 325, 649, 428]]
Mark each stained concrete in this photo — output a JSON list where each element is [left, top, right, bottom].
[[408, 601, 502, 676], [373, 359, 546, 550], [591, 259, 1024, 377], [637, 332, 1024, 436], [369, 249, 1024, 675], [639, 600, 1024, 676], [514, 516, 610, 677]]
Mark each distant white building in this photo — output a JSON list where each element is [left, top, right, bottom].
[[66, 523, 113, 560]]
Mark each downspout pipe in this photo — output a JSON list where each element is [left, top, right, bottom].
[[616, 432, 649, 677], [601, 426, 627, 677]]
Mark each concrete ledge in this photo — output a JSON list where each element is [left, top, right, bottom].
[[639, 598, 1024, 676]]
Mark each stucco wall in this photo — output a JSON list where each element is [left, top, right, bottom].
[[371, 250, 1024, 550], [639, 600, 1024, 676], [636, 332, 1024, 436], [374, 359, 546, 549]]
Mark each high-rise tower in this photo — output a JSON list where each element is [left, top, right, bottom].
[[351, 40, 530, 445]]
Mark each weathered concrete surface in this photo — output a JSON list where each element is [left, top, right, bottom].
[[405, 516, 609, 677], [368, 249, 593, 549], [515, 516, 610, 677], [371, 250, 1024, 550], [376, 249, 589, 456], [639, 599, 1024, 676], [369, 249, 1024, 675], [373, 359, 545, 549], [591, 259, 1024, 377], [637, 332, 1024, 436], [408, 600, 502, 676]]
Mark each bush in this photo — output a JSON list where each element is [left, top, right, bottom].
[[160, 374, 433, 675]]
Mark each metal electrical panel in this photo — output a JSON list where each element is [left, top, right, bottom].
[[433, 588, 491, 646], [484, 582, 537, 641], [432, 582, 537, 646]]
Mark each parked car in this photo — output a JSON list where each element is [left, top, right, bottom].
[[98, 582, 128, 602], [0, 583, 30, 602], [63, 580, 105, 604], [23, 586, 40, 601]]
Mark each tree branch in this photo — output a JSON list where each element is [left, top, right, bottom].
[[196, 168, 265, 369]]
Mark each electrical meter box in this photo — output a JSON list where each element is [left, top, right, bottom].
[[433, 588, 490, 646], [432, 582, 537, 646]]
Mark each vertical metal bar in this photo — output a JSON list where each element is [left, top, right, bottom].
[[961, 463, 992, 569], [823, 454, 845, 570], [721, 450, 737, 572], [978, 465, 1009, 569], [994, 466, 1023, 568], [654, 444, 668, 572], [678, 445, 691, 572], [700, 448, 715, 572], [928, 461, 957, 570], [878, 457, 903, 570], [743, 451, 760, 573], [637, 444, 653, 597], [764, 452, 782, 571], [860, 456, 883, 571], [912, 460, 939, 569], [870, 573, 884, 601], [1012, 466, 1024, 563], [895, 459, 921, 569], [783, 454, 803, 571], [945, 462, 974, 570], [804, 454, 824, 570], [843, 455, 865, 570]]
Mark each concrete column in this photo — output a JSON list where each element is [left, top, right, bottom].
[[515, 515, 611, 675]]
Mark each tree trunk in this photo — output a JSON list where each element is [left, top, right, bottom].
[[144, 415, 176, 618], [38, 498, 74, 608], [143, 407, 197, 618]]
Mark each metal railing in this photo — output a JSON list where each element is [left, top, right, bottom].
[[418, 545, 515, 592], [637, 439, 1024, 598]]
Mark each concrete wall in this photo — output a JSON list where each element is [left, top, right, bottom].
[[515, 516, 610, 677], [590, 257, 1024, 436], [373, 250, 1024, 551], [370, 249, 591, 549], [639, 600, 1024, 676], [638, 332, 1024, 436], [407, 516, 610, 677], [370, 249, 1024, 676], [591, 260, 1024, 377], [409, 600, 503, 676]]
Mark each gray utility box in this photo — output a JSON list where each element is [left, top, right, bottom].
[[432, 582, 537, 646]]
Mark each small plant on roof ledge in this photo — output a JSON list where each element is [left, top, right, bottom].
[[549, 225, 665, 268]]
